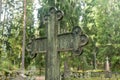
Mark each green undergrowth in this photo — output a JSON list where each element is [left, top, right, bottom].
[[65, 77, 120, 80]]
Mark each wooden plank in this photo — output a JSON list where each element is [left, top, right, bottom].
[[27, 30, 88, 57], [28, 33, 77, 54]]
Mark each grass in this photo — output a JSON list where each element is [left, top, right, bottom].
[[67, 77, 120, 80], [68, 70, 120, 80], [64, 74, 120, 80]]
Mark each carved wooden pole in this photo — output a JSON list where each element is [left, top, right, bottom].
[[45, 7, 60, 80]]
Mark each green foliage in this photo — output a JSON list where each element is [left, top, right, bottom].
[[81, 0, 120, 71], [0, 0, 34, 70]]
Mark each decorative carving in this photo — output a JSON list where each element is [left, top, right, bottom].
[[72, 26, 82, 36], [80, 34, 88, 46], [56, 10, 64, 21], [49, 7, 57, 14], [43, 15, 49, 24], [27, 26, 88, 58]]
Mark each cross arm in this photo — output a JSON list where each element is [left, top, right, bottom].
[[26, 26, 88, 58]]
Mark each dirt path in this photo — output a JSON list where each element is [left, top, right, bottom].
[[35, 76, 45, 80]]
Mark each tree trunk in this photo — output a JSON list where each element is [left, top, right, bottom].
[[93, 51, 97, 69], [22, 0, 26, 70], [63, 58, 70, 79], [0, 0, 2, 22], [93, 47, 98, 69]]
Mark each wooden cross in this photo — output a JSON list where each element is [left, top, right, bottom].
[[27, 7, 88, 80]]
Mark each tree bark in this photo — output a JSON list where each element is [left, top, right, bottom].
[[22, 0, 26, 70], [63, 60, 70, 79], [93, 51, 97, 69], [0, 0, 2, 22]]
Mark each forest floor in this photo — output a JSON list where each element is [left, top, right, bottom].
[[35, 76, 45, 80], [69, 76, 120, 80], [33, 75, 120, 80]]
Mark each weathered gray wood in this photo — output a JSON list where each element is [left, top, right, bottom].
[[29, 33, 72, 53], [28, 32, 87, 55], [45, 8, 59, 80]]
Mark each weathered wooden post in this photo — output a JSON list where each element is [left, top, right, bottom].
[[27, 7, 88, 80], [46, 7, 60, 80]]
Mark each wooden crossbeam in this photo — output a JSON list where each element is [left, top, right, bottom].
[[27, 31, 88, 57]]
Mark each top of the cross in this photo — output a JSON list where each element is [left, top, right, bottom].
[[49, 7, 57, 14], [106, 57, 109, 61], [43, 7, 64, 24], [49, 7, 64, 21]]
